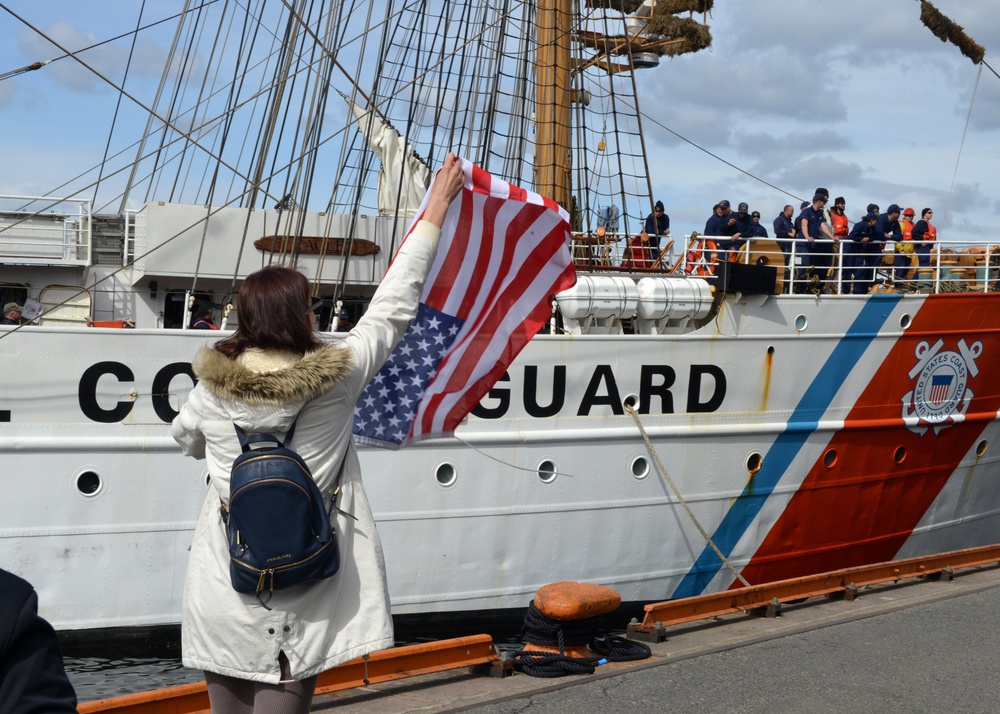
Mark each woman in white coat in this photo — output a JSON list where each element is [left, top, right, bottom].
[[172, 154, 464, 713]]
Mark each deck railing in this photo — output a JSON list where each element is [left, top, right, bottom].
[[570, 231, 999, 295], [0, 196, 92, 267]]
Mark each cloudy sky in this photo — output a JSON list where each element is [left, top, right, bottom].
[[0, 0, 997, 240], [634, 0, 1000, 239]]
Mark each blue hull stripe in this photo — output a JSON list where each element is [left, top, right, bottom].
[[671, 294, 904, 599]]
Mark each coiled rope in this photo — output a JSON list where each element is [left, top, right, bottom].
[[508, 602, 651, 678]]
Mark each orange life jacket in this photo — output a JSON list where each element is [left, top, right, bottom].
[[831, 212, 849, 237]]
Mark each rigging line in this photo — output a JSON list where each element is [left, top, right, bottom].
[[601, 8, 635, 239], [190, 0, 264, 298], [0, 0, 222, 82], [264, 1, 312, 256], [119, 0, 191, 213], [43, 24, 285, 212], [619, 6, 659, 223], [625, 403, 750, 588], [982, 59, 1000, 82], [293, 7, 338, 262], [172, 0, 240, 203], [322, 1, 374, 296], [639, 111, 803, 204], [311, 1, 359, 293], [6, 1, 512, 235], [277, 0, 392, 126], [0, 4, 276, 215], [95, 0, 147, 206], [362, 2, 535, 147], [942, 61, 982, 230], [168, 0, 232, 204], [17, 2, 531, 232], [334, 0, 383, 301], [451, 435, 582, 479]]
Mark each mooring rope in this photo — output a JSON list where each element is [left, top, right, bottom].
[[624, 403, 750, 587], [508, 602, 651, 678]]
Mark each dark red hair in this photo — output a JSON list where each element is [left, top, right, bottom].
[[215, 266, 322, 359]]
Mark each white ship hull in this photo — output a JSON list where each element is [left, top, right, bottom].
[[5, 283, 1000, 632]]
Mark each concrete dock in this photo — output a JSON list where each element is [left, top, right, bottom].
[[312, 565, 1000, 713]]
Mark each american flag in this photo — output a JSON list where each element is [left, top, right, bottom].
[[929, 374, 953, 405], [353, 158, 576, 448]]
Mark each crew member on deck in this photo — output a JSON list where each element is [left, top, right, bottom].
[[830, 197, 849, 240], [799, 194, 834, 293], [773, 205, 796, 256], [911, 208, 937, 267], [704, 200, 727, 236], [190, 304, 219, 330], [894, 207, 917, 281], [873, 204, 903, 287], [844, 211, 878, 294], [643, 201, 670, 261], [1, 303, 22, 325], [746, 211, 768, 239]]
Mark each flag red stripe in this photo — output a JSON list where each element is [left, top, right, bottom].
[[471, 164, 494, 195], [424, 188, 474, 310], [454, 194, 503, 320]]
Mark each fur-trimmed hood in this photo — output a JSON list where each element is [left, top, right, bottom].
[[193, 345, 353, 405]]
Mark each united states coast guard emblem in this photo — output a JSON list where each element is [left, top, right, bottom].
[[902, 338, 982, 435]]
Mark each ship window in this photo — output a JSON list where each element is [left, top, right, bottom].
[[899, 313, 912, 330], [537, 460, 557, 483], [746, 452, 763, 475], [893, 446, 907, 464], [823, 448, 838, 468], [976, 440, 988, 458], [76, 471, 102, 497], [631, 456, 649, 479], [435, 462, 457, 488], [795, 315, 808, 332]]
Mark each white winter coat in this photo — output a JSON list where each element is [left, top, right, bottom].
[[172, 221, 440, 683]]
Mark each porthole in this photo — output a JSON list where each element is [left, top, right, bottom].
[[622, 394, 639, 410], [823, 449, 838, 469], [630, 456, 650, 480], [435, 462, 457, 488], [795, 314, 808, 332], [893, 446, 907, 464], [976, 440, 988, 458], [899, 313, 912, 330], [76, 470, 103, 497], [537, 460, 558, 484], [746, 452, 763, 475]]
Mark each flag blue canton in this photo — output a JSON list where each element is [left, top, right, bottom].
[[353, 303, 464, 445]]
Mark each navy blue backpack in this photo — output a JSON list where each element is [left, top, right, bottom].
[[221, 417, 342, 608]]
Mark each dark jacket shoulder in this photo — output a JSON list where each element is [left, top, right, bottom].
[[0, 570, 77, 714]]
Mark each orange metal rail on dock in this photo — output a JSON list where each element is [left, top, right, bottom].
[[78, 634, 499, 714], [78, 545, 1000, 712], [632, 543, 1000, 636]]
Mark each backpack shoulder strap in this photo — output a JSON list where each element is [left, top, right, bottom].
[[233, 413, 301, 451]]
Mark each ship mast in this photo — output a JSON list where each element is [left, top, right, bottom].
[[534, 0, 574, 210]]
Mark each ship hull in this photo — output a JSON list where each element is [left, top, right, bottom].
[[3, 291, 999, 632]]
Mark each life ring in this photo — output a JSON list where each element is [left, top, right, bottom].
[[684, 237, 718, 276]]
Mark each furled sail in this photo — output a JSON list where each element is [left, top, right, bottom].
[[349, 100, 432, 216]]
